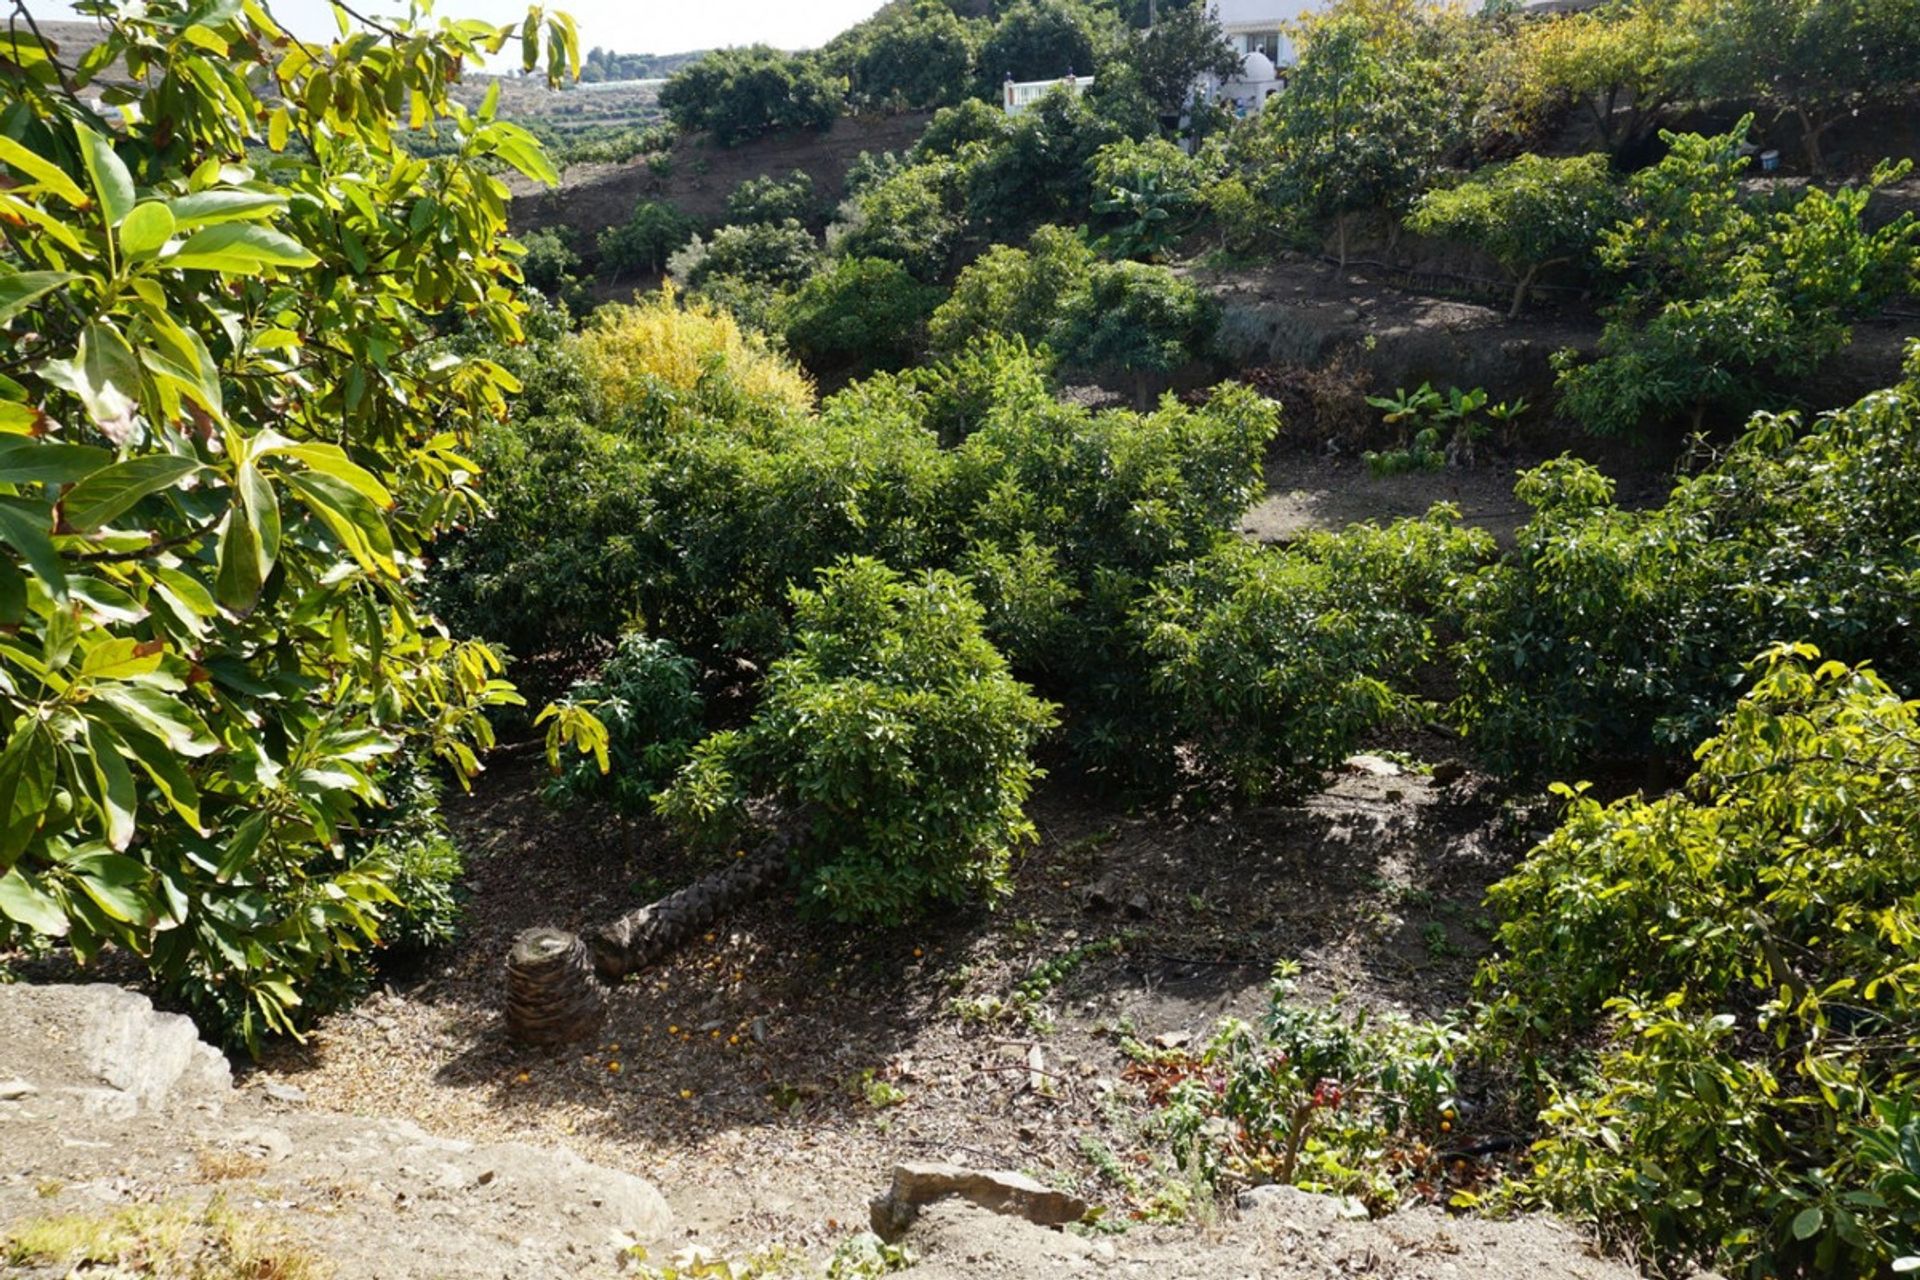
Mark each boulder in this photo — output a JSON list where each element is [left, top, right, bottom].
[[870, 1162, 1088, 1240]]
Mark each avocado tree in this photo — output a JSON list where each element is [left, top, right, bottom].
[[0, 0, 583, 1047], [1407, 153, 1622, 318], [1693, 0, 1920, 174]]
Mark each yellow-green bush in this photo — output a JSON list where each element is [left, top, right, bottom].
[[572, 288, 814, 423]]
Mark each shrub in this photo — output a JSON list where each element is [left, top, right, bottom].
[[0, 0, 568, 1048], [657, 559, 1058, 924], [517, 226, 582, 294], [1478, 647, 1920, 1278], [1051, 260, 1216, 404], [1510, 0, 1705, 161], [660, 46, 845, 146], [836, 0, 978, 111], [1089, 137, 1207, 260], [725, 171, 818, 226], [544, 633, 706, 813], [1555, 126, 1918, 435], [778, 257, 945, 374], [1138, 510, 1492, 795], [928, 224, 1095, 355], [572, 290, 816, 424], [1406, 154, 1621, 319], [1453, 344, 1920, 773], [1253, 2, 1470, 267], [596, 200, 696, 279], [1162, 964, 1462, 1211], [1125, 1, 1240, 116], [912, 99, 1013, 161], [964, 86, 1123, 241], [681, 219, 823, 292], [828, 160, 968, 281], [974, 0, 1108, 95]]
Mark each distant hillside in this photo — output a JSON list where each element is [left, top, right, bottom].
[[508, 110, 934, 246], [579, 47, 709, 83]]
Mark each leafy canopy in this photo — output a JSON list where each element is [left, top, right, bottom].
[[0, 0, 577, 1045]]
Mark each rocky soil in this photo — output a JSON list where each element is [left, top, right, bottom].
[[0, 982, 1646, 1278]]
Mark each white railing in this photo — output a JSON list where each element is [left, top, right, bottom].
[[1002, 75, 1093, 115]]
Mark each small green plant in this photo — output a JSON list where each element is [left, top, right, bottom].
[[1157, 964, 1462, 1212], [544, 632, 706, 814], [851, 1068, 908, 1110], [1363, 384, 1499, 474], [824, 1232, 914, 1278]]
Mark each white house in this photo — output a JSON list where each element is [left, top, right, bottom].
[[1204, 0, 1320, 116]]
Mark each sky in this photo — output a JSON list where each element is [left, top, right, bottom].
[[41, 0, 892, 56]]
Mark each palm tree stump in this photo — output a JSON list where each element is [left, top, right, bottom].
[[504, 927, 605, 1046]]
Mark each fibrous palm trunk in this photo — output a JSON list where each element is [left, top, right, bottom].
[[503, 822, 800, 1047]]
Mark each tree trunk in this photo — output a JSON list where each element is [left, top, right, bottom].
[[589, 829, 796, 983], [1509, 267, 1535, 322], [504, 927, 606, 1046], [502, 820, 803, 1047]]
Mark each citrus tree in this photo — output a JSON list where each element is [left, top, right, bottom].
[[0, 0, 580, 1045]]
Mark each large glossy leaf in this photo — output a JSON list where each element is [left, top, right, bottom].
[[90, 684, 217, 758], [0, 440, 114, 484], [166, 223, 319, 273], [66, 850, 154, 925], [0, 270, 80, 324], [0, 136, 89, 206], [79, 718, 138, 851], [0, 721, 56, 870], [43, 323, 142, 441], [167, 189, 287, 228], [0, 869, 66, 936], [119, 201, 178, 258], [0, 495, 65, 599], [74, 123, 136, 228], [62, 455, 203, 531]]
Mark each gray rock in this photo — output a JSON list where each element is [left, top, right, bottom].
[[0, 1078, 38, 1100], [262, 1080, 309, 1104], [1236, 1183, 1368, 1222], [870, 1162, 1088, 1240]]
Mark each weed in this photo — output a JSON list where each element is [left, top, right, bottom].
[[2, 1197, 331, 1279]]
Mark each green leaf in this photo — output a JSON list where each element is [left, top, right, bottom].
[[0, 270, 80, 324], [75, 123, 136, 228], [214, 502, 265, 612], [1791, 1206, 1825, 1241], [90, 685, 217, 758], [0, 136, 89, 206], [286, 470, 396, 575], [43, 323, 142, 440], [166, 223, 319, 273], [0, 867, 65, 936], [0, 495, 65, 600], [0, 559, 24, 625], [63, 455, 203, 531], [79, 717, 138, 851], [92, 706, 201, 831], [118, 201, 177, 258], [78, 636, 167, 682], [0, 440, 116, 484], [167, 189, 287, 229], [0, 868, 67, 937], [0, 721, 57, 871], [67, 851, 153, 925]]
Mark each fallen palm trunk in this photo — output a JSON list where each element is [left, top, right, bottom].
[[503, 822, 800, 1046]]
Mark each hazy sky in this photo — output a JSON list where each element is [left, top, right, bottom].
[[40, 0, 892, 56]]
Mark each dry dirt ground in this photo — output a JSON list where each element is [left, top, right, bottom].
[[222, 750, 1568, 1267]]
